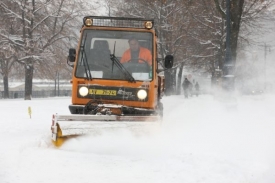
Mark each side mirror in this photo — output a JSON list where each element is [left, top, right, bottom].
[[164, 55, 173, 68], [68, 48, 76, 62]]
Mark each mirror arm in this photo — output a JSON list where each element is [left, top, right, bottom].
[[67, 57, 74, 68]]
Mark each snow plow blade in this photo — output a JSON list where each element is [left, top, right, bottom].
[[51, 114, 161, 147]]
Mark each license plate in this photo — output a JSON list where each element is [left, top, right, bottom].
[[89, 89, 117, 96]]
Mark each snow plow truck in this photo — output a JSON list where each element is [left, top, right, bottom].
[[51, 16, 173, 147]]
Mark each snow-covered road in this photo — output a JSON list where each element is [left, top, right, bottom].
[[1, 94, 275, 183]]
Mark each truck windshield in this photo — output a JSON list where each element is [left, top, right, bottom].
[[75, 30, 153, 81]]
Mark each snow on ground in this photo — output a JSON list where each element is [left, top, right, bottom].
[[1, 94, 275, 183]]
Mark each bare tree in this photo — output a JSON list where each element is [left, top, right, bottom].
[[0, 0, 22, 98], [214, 0, 274, 65], [0, 0, 98, 99], [105, 0, 275, 95], [112, 0, 193, 95]]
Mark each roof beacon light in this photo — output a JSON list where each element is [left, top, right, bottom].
[[85, 18, 93, 26], [144, 21, 153, 29]]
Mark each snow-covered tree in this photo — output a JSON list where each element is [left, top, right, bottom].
[[110, 0, 274, 95], [0, 0, 98, 100], [111, 0, 193, 95], [0, 0, 21, 98]]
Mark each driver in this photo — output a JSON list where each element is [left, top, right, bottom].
[[120, 38, 152, 65]]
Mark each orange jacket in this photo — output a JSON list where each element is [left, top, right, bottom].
[[120, 47, 152, 65]]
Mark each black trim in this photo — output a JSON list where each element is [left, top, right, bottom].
[[84, 16, 154, 22], [69, 105, 84, 114], [83, 16, 154, 29], [69, 104, 159, 116], [78, 85, 149, 102]]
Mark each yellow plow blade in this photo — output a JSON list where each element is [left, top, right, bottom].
[[51, 114, 161, 147]]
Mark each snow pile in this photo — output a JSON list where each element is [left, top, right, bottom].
[[0, 94, 275, 183]]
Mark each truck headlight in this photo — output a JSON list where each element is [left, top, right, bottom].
[[79, 86, 89, 96], [137, 89, 147, 100]]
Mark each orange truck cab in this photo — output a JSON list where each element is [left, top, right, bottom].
[[67, 16, 173, 119]]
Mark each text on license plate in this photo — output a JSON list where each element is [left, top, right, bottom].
[[89, 89, 117, 96]]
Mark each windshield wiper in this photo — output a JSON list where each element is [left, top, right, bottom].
[[110, 42, 135, 83], [80, 33, 92, 80]]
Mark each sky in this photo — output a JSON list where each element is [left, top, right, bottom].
[[1, 92, 275, 183]]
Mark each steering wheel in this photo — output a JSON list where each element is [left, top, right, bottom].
[[125, 58, 151, 68]]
